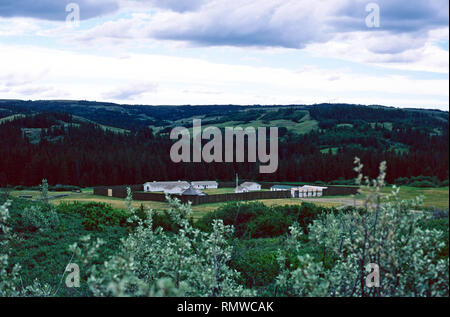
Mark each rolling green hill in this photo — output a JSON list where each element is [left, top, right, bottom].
[[0, 100, 448, 187], [0, 99, 447, 136]]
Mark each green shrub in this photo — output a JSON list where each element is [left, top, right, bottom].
[[2, 197, 128, 295], [394, 177, 410, 186], [420, 214, 449, 260], [395, 175, 445, 187], [329, 178, 356, 185], [246, 212, 294, 239], [197, 201, 268, 237], [409, 180, 436, 188], [230, 238, 281, 290], [152, 210, 194, 233], [198, 201, 335, 239], [276, 159, 449, 297], [56, 202, 128, 231], [19, 206, 60, 232]]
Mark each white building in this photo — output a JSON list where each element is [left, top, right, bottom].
[[270, 185, 294, 191], [144, 181, 191, 195], [191, 181, 218, 190], [238, 182, 262, 192], [292, 185, 328, 198], [235, 185, 249, 193]]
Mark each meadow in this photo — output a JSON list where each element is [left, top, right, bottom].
[[8, 185, 448, 221]]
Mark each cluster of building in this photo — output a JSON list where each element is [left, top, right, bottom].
[[270, 184, 328, 197], [143, 180, 327, 198], [144, 181, 218, 195]]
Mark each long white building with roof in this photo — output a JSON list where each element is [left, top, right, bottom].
[[144, 181, 191, 195], [191, 181, 218, 190]]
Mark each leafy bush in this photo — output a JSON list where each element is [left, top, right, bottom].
[[198, 201, 336, 239], [276, 159, 449, 297], [19, 205, 60, 232], [56, 202, 128, 231], [420, 213, 449, 260], [328, 178, 356, 185], [230, 238, 281, 291], [197, 201, 266, 237], [151, 210, 195, 233], [79, 196, 254, 297], [1, 197, 127, 296], [246, 212, 294, 238], [409, 180, 437, 188], [394, 175, 446, 188]]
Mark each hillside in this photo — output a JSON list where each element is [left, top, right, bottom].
[[1, 99, 447, 133], [0, 100, 448, 187]]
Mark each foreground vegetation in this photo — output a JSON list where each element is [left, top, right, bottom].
[[1, 159, 448, 297]]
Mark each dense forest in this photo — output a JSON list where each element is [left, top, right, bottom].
[[0, 101, 448, 187]]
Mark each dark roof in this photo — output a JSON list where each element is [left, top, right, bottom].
[[182, 186, 203, 196], [271, 185, 293, 190]]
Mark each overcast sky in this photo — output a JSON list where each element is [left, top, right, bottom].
[[0, 0, 448, 110]]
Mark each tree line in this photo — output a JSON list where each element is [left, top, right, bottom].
[[0, 112, 448, 187]]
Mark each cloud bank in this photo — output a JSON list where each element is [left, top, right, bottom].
[[0, 0, 118, 21]]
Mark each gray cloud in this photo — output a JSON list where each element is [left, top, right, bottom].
[[0, 0, 118, 20], [132, 0, 207, 12], [144, 0, 448, 50], [146, 0, 334, 49], [2, 0, 448, 54], [333, 0, 448, 32]]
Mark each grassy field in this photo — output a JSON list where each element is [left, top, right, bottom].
[[0, 114, 26, 123], [184, 118, 319, 136], [351, 186, 448, 209], [48, 192, 339, 220], [6, 185, 448, 221], [7, 188, 339, 220], [72, 115, 129, 134], [381, 186, 448, 209], [202, 188, 236, 195]]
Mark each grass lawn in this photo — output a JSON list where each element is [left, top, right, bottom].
[[202, 188, 236, 195], [9, 190, 74, 199], [358, 186, 449, 209], [8, 185, 448, 222]]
